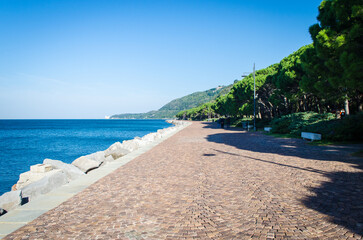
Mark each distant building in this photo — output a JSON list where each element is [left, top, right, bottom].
[[105, 116, 110, 119]]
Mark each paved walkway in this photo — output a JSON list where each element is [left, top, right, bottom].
[[4, 122, 363, 239]]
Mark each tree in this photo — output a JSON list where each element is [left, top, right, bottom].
[[308, 0, 363, 114]]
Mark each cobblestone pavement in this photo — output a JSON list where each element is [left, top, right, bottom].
[[4, 122, 363, 239]]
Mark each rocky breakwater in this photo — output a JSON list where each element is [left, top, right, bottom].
[[0, 120, 189, 216]]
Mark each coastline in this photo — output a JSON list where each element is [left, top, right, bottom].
[[0, 120, 191, 237], [0, 119, 174, 195]]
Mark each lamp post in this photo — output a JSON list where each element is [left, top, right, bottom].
[[241, 63, 256, 131]]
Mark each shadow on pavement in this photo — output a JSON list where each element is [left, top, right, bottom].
[[202, 121, 363, 236]]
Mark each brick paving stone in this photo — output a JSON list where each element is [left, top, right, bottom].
[[3, 122, 363, 239]]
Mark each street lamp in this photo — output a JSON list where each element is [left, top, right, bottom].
[[241, 63, 256, 131]]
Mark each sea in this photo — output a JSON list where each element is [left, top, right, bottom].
[[0, 119, 171, 196]]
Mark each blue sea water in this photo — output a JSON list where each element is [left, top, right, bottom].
[[0, 119, 171, 196]]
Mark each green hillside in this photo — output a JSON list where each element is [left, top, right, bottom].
[[110, 85, 232, 119]]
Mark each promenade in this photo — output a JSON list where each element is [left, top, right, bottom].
[[3, 122, 362, 239]]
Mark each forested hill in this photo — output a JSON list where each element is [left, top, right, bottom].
[[110, 85, 232, 119], [159, 85, 232, 111]]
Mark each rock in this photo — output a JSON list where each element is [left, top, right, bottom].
[[16, 163, 58, 189], [11, 184, 17, 191], [0, 190, 22, 212], [167, 120, 188, 127], [105, 142, 130, 159], [86, 151, 106, 163], [121, 138, 143, 152], [98, 155, 114, 167], [158, 126, 176, 136], [142, 133, 158, 143], [21, 169, 68, 201], [30, 164, 52, 173], [104, 155, 114, 162], [133, 137, 148, 147], [157, 128, 167, 136], [43, 159, 85, 181], [17, 170, 51, 190], [72, 156, 101, 173], [154, 132, 163, 140]]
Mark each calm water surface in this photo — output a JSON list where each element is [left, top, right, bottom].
[[0, 119, 171, 195]]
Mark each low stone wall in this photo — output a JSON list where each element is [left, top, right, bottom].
[[0, 120, 190, 216]]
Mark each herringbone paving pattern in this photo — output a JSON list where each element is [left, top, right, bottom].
[[4, 122, 363, 239]]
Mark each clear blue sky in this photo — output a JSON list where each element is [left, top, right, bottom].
[[0, 0, 322, 119]]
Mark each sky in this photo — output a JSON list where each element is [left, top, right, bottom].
[[0, 0, 323, 119]]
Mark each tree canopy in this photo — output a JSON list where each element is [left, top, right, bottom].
[[307, 0, 363, 113], [177, 0, 362, 121]]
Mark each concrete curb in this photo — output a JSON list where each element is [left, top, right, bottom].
[[0, 122, 192, 239]]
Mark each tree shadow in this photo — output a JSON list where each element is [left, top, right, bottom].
[[302, 170, 363, 235], [202, 122, 362, 163], [203, 122, 363, 236], [212, 149, 329, 175]]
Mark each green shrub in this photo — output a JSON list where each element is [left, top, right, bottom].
[[270, 112, 335, 135], [271, 116, 292, 134], [302, 112, 363, 141], [289, 112, 336, 136], [270, 112, 363, 142]]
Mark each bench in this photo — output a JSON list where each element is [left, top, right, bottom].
[[301, 132, 321, 141], [264, 127, 272, 132]]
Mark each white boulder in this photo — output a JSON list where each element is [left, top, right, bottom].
[[30, 164, 52, 173], [121, 137, 147, 152], [16, 163, 58, 189], [86, 151, 106, 163], [72, 156, 101, 173], [157, 128, 174, 136], [16, 169, 54, 190], [104, 155, 114, 162], [21, 169, 68, 201], [16, 171, 33, 189], [167, 120, 188, 127], [105, 142, 130, 159], [133, 137, 148, 147], [0, 190, 22, 212], [142, 132, 158, 143], [43, 159, 85, 181]]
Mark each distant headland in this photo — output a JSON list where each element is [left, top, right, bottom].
[[109, 85, 232, 119]]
